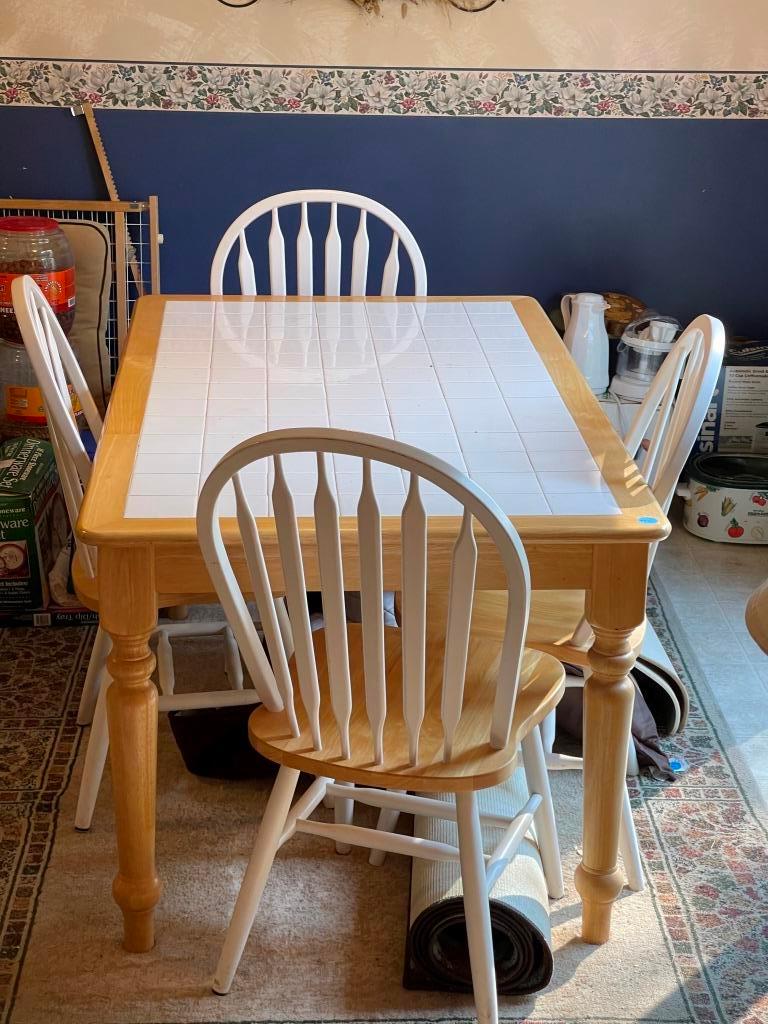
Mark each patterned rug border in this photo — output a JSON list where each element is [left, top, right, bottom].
[[0, 625, 94, 1024], [2, 59, 768, 119], [2, 582, 767, 1024]]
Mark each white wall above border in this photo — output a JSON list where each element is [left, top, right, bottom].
[[2, 0, 768, 72]]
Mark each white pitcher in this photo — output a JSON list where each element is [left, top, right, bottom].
[[561, 292, 610, 395]]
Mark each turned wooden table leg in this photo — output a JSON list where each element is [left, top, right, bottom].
[[575, 544, 648, 944], [99, 545, 161, 953]]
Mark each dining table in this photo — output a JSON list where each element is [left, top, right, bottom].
[[76, 293, 669, 955]]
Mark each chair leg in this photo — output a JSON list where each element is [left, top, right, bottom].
[[620, 785, 645, 892], [223, 627, 244, 690], [540, 707, 556, 757], [369, 799, 403, 866], [77, 626, 111, 726], [74, 676, 111, 830], [213, 766, 300, 995], [333, 781, 354, 855], [521, 727, 565, 899], [456, 791, 498, 1024]]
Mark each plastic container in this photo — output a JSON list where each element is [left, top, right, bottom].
[[0, 217, 76, 427]]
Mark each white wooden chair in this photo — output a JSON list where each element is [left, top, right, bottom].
[[427, 314, 726, 894], [11, 275, 262, 831], [210, 189, 427, 297], [197, 428, 566, 1023]]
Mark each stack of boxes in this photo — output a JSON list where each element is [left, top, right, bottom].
[[0, 436, 96, 625]]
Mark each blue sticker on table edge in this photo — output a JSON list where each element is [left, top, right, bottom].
[[638, 516, 659, 524]]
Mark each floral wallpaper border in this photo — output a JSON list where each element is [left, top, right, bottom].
[[1, 59, 768, 118]]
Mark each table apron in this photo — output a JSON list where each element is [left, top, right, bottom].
[[151, 539, 595, 596]]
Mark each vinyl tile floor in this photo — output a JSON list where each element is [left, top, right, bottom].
[[653, 499, 768, 805]]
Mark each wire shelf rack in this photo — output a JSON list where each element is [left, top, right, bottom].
[[0, 198, 161, 382]]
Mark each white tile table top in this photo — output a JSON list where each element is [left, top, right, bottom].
[[125, 300, 621, 519]]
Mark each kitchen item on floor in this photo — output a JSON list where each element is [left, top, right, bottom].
[[753, 421, 768, 454], [602, 292, 646, 338], [405, 770, 552, 996], [0, 217, 77, 429], [680, 452, 768, 544], [0, 436, 67, 611], [691, 340, 768, 457], [561, 292, 610, 394], [746, 577, 768, 654], [610, 314, 680, 402]]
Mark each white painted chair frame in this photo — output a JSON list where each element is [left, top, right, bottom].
[[197, 428, 563, 1023], [11, 275, 261, 830], [540, 314, 726, 891], [210, 189, 427, 297]]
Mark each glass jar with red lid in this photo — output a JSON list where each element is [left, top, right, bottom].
[[0, 217, 76, 343]]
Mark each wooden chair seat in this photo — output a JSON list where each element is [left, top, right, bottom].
[[423, 590, 645, 668], [249, 623, 565, 793]]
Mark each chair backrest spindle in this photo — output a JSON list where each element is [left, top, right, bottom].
[[401, 473, 427, 764], [324, 203, 342, 298], [351, 210, 370, 296], [233, 474, 299, 731], [440, 508, 478, 762], [381, 233, 401, 297], [296, 202, 314, 297], [357, 458, 387, 763], [272, 453, 323, 748], [237, 230, 257, 295], [268, 209, 287, 296], [314, 452, 353, 757]]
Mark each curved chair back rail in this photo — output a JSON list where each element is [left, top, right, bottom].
[[624, 313, 725, 518], [11, 275, 105, 577], [196, 428, 531, 765], [210, 189, 427, 298]]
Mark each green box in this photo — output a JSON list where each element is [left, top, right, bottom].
[[0, 437, 68, 610]]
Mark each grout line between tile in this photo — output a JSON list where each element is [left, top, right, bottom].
[[315, 302, 342, 505], [365, 299, 408, 495]]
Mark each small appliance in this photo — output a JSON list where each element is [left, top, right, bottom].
[[560, 292, 609, 394], [679, 453, 768, 544], [610, 314, 679, 402]]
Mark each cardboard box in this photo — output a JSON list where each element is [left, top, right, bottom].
[[0, 604, 99, 627], [0, 436, 68, 610], [694, 341, 768, 456]]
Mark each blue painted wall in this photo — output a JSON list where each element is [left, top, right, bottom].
[[2, 106, 767, 335]]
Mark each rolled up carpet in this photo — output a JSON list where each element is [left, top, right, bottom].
[[404, 768, 553, 995]]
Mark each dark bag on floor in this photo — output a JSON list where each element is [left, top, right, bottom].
[[168, 704, 277, 780], [555, 673, 675, 780]]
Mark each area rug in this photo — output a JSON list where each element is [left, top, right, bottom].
[[0, 580, 766, 1024]]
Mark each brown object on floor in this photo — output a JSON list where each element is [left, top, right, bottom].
[[746, 578, 768, 654]]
